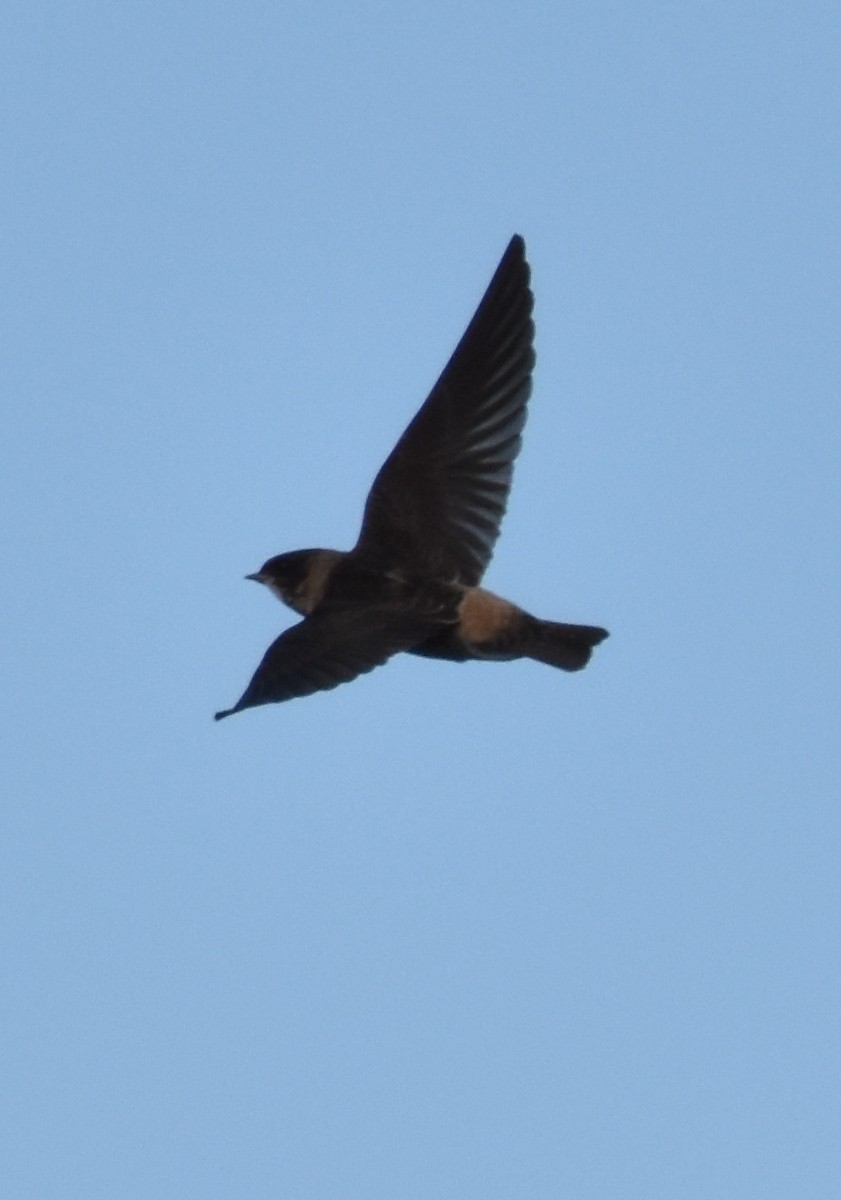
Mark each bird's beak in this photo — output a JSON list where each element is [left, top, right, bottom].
[[245, 572, 265, 583]]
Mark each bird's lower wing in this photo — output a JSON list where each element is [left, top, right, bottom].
[[215, 606, 448, 719]]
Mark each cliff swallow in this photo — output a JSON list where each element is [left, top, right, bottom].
[[215, 235, 607, 720]]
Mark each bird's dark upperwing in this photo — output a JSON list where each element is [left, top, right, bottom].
[[354, 235, 535, 587], [214, 606, 451, 719]]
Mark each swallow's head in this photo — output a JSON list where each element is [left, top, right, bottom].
[[246, 548, 344, 615]]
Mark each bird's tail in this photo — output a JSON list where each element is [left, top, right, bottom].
[[524, 618, 609, 672]]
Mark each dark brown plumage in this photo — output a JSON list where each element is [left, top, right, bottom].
[[215, 235, 607, 720]]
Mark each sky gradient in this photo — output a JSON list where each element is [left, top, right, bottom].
[[3, 2, 840, 1196]]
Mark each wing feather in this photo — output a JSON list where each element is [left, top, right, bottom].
[[215, 607, 447, 718], [354, 235, 535, 585]]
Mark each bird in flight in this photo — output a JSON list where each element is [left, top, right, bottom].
[[215, 235, 607, 720]]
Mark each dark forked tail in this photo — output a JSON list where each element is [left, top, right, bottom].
[[525, 618, 609, 671]]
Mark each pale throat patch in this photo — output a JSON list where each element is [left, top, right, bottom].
[[265, 579, 300, 613]]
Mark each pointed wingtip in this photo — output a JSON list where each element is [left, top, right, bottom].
[[214, 708, 233, 721]]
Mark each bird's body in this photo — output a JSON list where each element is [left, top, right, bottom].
[[216, 236, 607, 720]]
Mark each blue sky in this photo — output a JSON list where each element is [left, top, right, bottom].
[[3, 2, 839, 1196]]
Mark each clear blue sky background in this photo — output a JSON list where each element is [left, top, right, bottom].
[[3, 3, 839, 1197]]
